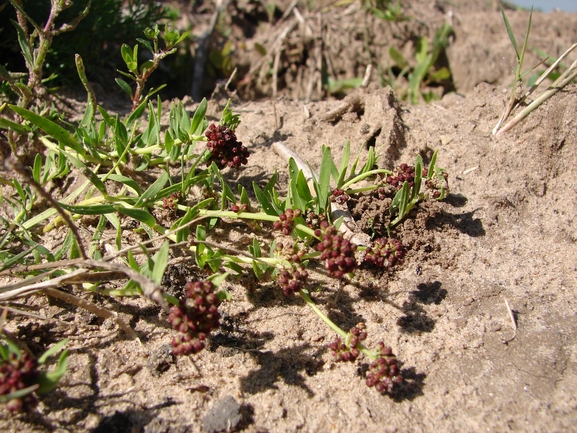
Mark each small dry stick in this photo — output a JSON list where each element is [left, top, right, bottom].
[[4, 157, 88, 259], [42, 288, 139, 341], [502, 297, 517, 343]]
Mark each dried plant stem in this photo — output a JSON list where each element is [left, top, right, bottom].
[[502, 297, 517, 343], [5, 157, 88, 259], [0, 259, 168, 312], [496, 62, 577, 136], [42, 288, 139, 341], [494, 42, 577, 136]]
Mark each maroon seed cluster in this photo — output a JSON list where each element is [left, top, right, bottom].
[[365, 342, 404, 394], [0, 352, 39, 412], [168, 281, 222, 356], [304, 210, 327, 230], [330, 188, 349, 205], [425, 171, 449, 199], [385, 163, 428, 190], [315, 222, 358, 278], [162, 192, 182, 210], [364, 238, 406, 268], [329, 323, 368, 362], [205, 123, 249, 169], [277, 265, 309, 296], [273, 209, 302, 235], [230, 202, 249, 213]]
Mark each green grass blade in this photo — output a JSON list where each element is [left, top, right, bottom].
[[336, 141, 351, 188], [518, 7, 533, 69], [499, 1, 520, 60]]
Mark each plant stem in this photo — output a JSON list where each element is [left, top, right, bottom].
[[299, 289, 377, 360]]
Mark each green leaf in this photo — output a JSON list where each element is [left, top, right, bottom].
[[0, 116, 28, 134], [134, 171, 169, 208], [196, 224, 207, 241], [428, 67, 451, 82], [115, 78, 133, 99], [336, 141, 351, 188], [38, 339, 69, 364], [106, 174, 142, 195], [151, 241, 170, 285], [32, 154, 42, 183], [0, 385, 38, 402], [63, 152, 108, 196], [389, 46, 408, 69], [288, 158, 304, 210], [11, 20, 33, 67], [253, 182, 277, 216], [121, 44, 133, 65], [0, 338, 22, 359], [126, 98, 148, 128], [190, 98, 207, 135], [140, 60, 154, 75], [58, 203, 116, 215], [412, 155, 423, 200], [173, 208, 194, 243], [136, 38, 154, 53], [37, 349, 68, 394], [317, 147, 333, 212], [255, 42, 267, 56], [499, 1, 520, 60], [8, 105, 84, 155], [116, 207, 157, 228], [518, 8, 533, 72]]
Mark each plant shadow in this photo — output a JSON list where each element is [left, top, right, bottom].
[[397, 281, 447, 334]]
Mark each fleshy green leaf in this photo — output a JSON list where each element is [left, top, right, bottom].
[[116, 207, 157, 228], [134, 171, 169, 208], [115, 78, 133, 99]]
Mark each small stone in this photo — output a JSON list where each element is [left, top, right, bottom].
[[146, 344, 175, 377], [202, 395, 242, 433]]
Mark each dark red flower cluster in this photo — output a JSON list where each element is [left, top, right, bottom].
[[230, 202, 249, 213], [304, 210, 327, 230], [365, 342, 403, 394], [364, 238, 406, 268], [273, 209, 302, 235], [162, 192, 182, 210], [314, 222, 357, 278], [425, 170, 449, 199], [205, 123, 249, 169], [277, 265, 309, 296], [168, 281, 222, 356], [385, 163, 428, 190], [330, 188, 349, 205], [329, 323, 368, 362], [0, 351, 39, 412]]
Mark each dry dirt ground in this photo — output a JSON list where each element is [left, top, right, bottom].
[[2, 1, 577, 432]]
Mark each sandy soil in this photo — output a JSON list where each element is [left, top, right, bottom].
[[2, 1, 577, 432]]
